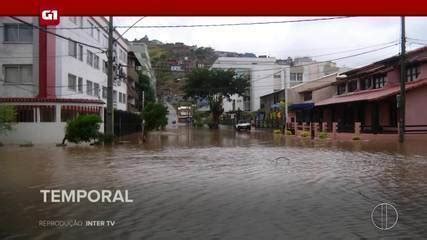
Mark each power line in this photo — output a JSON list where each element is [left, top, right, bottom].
[[116, 17, 145, 41], [407, 37, 427, 43], [310, 41, 398, 58], [113, 16, 352, 29], [3, 16, 352, 30], [209, 43, 399, 74], [10, 17, 106, 52]]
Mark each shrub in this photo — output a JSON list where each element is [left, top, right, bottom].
[[192, 111, 206, 128], [143, 103, 168, 132], [62, 114, 102, 144], [300, 131, 310, 138], [319, 131, 328, 139], [285, 130, 293, 136], [0, 105, 16, 134]]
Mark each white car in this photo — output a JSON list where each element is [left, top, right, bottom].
[[235, 120, 251, 131]]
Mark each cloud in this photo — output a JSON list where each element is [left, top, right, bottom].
[[115, 16, 427, 67]]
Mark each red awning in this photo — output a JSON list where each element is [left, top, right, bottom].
[[316, 78, 427, 106], [0, 97, 104, 105]]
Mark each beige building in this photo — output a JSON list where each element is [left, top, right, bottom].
[[259, 72, 339, 122]]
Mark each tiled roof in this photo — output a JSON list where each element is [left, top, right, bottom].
[[315, 78, 427, 106]]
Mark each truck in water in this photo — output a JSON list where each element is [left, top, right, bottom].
[[177, 106, 192, 123]]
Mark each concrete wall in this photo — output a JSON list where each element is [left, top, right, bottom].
[[312, 85, 336, 103], [0, 122, 66, 144], [379, 101, 391, 126]]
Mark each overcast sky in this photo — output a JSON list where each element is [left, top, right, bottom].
[[114, 17, 427, 68]]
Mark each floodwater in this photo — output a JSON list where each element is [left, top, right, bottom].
[[1, 127, 427, 239]]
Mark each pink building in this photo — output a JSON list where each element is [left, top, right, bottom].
[[316, 46, 427, 134]]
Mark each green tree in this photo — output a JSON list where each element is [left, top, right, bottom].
[[143, 103, 168, 133], [136, 73, 155, 110], [0, 105, 16, 134], [183, 69, 249, 129], [62, 114, 102, 144]]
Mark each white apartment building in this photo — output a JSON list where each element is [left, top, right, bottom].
[[212, 57, 288, 112], [212, 56, 340, 113], [290, 57, 339, 84], [0, 16, 129, 144]]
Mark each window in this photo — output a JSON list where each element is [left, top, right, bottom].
[[68, 40, 77, 57], [4, 65, 32, 83], [61, 108, 78, 122], [77, 77, 83, 93], [337, 83, 346, 95], [406, 65, 420, 82], [123, 94, 126, 104], [373, 75, 386, 89], [86, 80, 93, 95], [297, 73, 303, 81], [68, 74, 77, 91], [4, 24, 33, 42], [78, 45, 83, 61], [113, 90, 117, 103], [96, 28, 100, 41], [78, 17, 84, 27], [290, 73, 296, 81], [94, 83, 100, 97], [93, 55, 100, 69], [103, 35, 108, 48], [102, 86, 107, 99], [87, 50, 93, 66], [273, 93, 279, 104], [360, 78, 372, 90], [87, 21, 94, 36], [119, 92, 123, 103], [40, 106, 55, 122], [273, 73, 281, 79], [17, 108, 34, 122], [69, 17, 77, 24], [119, 49, 127, 62], [348, 80, 358, 92], [303, 92, 312, 101], [102, 60, 107, 73]]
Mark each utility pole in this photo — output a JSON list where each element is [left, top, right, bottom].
[[281, 68, 288, 128], [106, 16, 114, 138], [141, 90, 145, 141], [399, 16, 406, 143]]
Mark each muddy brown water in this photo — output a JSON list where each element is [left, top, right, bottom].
[[1, 127, 427, 239]]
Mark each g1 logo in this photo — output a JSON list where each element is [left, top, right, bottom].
[[40, 9, 60, 26]]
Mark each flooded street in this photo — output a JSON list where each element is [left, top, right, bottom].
[[1, 127, 427, 239]]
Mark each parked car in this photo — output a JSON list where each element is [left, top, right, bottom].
[[235, 120, 251, 131]]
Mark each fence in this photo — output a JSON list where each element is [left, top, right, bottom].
[[111, 110, 142, 137]]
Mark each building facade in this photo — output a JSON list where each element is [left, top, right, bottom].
[[316, 46, 427, 133], [259, 73, 338, 124], [0, 16, 129, 143], [127, 42, 158, 112], [211, 57, 288, 112]]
